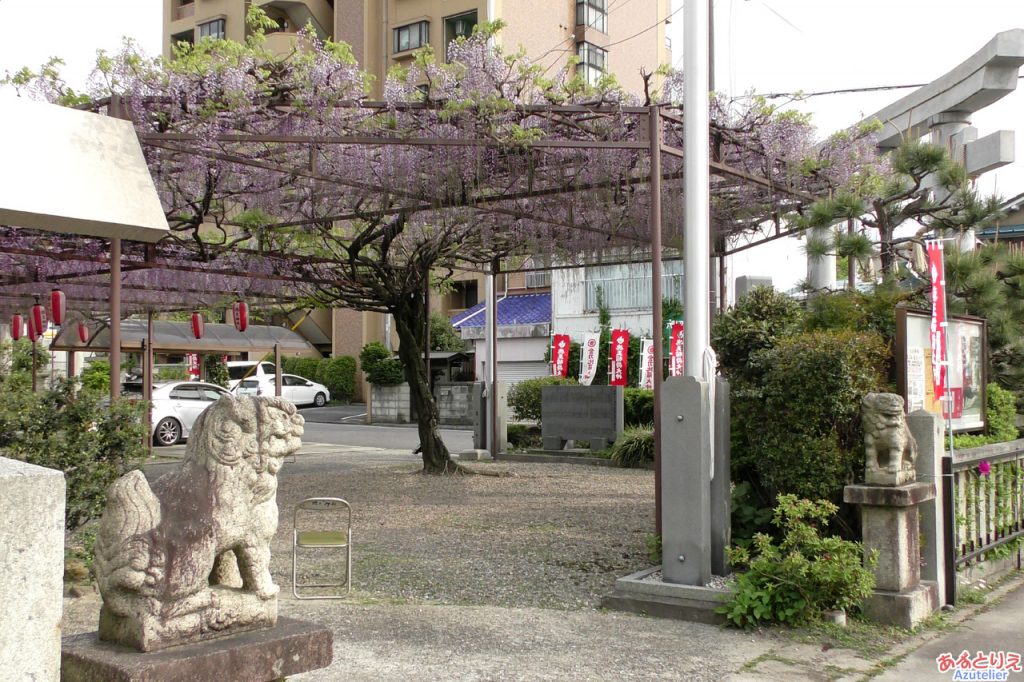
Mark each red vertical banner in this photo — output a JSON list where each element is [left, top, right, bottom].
[[551, 333, 571, 377], [609, 329, 630, 386], [669, 322, 685, 377], [186, 353, 200, 380], [926, 239, 947, 403]]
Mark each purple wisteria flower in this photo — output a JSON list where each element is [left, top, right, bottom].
[[978, 460, 992, 477]]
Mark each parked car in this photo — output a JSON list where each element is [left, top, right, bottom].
[[151, 381, 231, 446], [236, 373, 330, 407], [226, 360, 278, 389]]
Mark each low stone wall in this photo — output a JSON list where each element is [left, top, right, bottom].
[[370, 383, 411, 423], [0, 457, 65, 680], [434, 381, 475, 426]]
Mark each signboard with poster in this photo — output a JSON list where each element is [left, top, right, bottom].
[[895, 308, 987, 433]]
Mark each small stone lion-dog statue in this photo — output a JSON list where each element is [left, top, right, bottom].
[[862, 392, 918, 486], [93, 395, 304, 651]]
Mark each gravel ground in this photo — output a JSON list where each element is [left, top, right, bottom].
[[61, 451, 779, 680]]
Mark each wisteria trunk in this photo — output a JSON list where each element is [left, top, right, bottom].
[[392, 305, 455, 474]]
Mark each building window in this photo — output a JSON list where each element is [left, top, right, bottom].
[[576, 42, 607, 86], [198, 18, 226, 40], [576, 0, 608, 33], [393, 21, 429, 53], [170, 28, 195, 49], [444, 10, 477, 58]]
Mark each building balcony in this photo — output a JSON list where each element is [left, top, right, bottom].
[[255, 0, 332, 39], [172, 1, 195, 21], [584, 274, 683, 312]]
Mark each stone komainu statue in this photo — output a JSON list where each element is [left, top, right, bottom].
[[862, 392, 918, 486], [93, 396, 304, 651]]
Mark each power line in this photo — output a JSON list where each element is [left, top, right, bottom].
[[603, 4, 684, 50], [753, 74, 1024, 100]]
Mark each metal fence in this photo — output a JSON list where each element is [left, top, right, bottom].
[[947, 439, 1024, 569], [584, 273, 683, 311]]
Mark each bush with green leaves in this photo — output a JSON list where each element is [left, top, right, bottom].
[[745, 330, 888, 503], [609, 425, 654, 468], [623, 388, 653, 426], [430, 312, 465, 352], [507, 376, 578, 422], [0, 378, 148, 528], [292, 357, 321, 383], [359, 342, 404, 386], [712, 286, 804, 386], [954, 383, 1020, 449], [719, 495, 877, 628], [203, 354, 229, 387], [319, 356, 357, 402], [156, 365, 189, 382], [79, 359, 111, 393], [0, 338, 50, 376]]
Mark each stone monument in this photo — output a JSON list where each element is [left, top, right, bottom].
[[844, 393, 938, 629], [62, 396, 333, 681]]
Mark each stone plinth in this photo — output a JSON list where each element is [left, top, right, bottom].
[[0, 457, 66, 682], [61, 617, 333, 682], [844, 481, 937, 628]]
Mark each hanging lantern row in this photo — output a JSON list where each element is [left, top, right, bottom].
[[31, 301, 46, 338], [8, 288, 93, 345], [192, 311, 204, 340], [232, 300, 249, 333]]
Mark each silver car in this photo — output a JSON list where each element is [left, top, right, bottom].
[[151, 381, 231, 446]]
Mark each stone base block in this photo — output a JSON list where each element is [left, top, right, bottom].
[[862, 582, 938, 630], [62, 617, 332, 682], [458, 449, 493, 461], [600, 567, 730, 625]]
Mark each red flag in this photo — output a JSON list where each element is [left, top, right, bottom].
[[926, 240, 947, 403], [669, 322, 685, 377], [551, 334, 571, 377], [609, 329, 630, 386]]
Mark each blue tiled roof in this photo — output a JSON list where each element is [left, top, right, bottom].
[[451, 292, 551, 328]]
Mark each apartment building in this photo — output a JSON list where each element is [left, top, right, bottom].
[[164, 0, 672, 391], [165, 0, 671, 98]]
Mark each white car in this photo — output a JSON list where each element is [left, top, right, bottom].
[[151, 381, 231, 446], [226, 360, 278, 389], [236, 374, 330, 407]]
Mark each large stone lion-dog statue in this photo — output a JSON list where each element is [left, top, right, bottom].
[[93, 395, 304, 651], [862, 392, 918, 487]]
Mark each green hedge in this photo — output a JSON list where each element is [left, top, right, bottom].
[[320, 356, 357, 402], [623, 388, 653, 426], [507, 376, 578, 422], [359, 342, 404, 386]]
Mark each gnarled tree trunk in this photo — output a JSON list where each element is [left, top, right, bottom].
[[392, 298, 455, 474]]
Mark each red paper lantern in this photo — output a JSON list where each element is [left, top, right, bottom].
[[191, 311, 204, 340], [50, 288, 66, 326], [232, 300, 249, 332], [31, 302, 46, 337], [77, 322, 89, 344], [10, 314, 23, 341], [26, 312, 39, 343]]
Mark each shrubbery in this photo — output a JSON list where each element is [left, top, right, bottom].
[[623, 388, 653, 426], [507, 375, 577, 422], [359, 342, 405, 386], [79, 359, 111, 393], [319, 356, 357, 402], [609, 425, 654, 468], [719, 495, 876, 628], [0, 378, 148, 528]]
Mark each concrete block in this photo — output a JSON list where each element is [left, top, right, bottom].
[[862, 582, 938, 630], [458, 449, 492, 461], [0, 457, 66, 682], [908, 410, 947, 605], [62, 617, 332, 682]]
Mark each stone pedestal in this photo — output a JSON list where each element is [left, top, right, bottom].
[[62, 617, 332, 682], [844, 482, 938, 629], [0, 458, 66, 681]]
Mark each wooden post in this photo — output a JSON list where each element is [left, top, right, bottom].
[[649, 104, 664, 536]]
